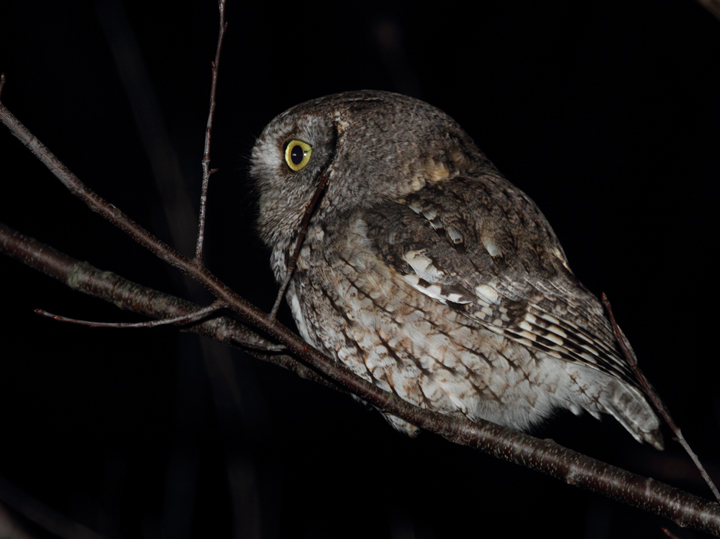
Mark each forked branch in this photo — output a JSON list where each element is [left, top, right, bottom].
[[1, 2, 719, 531], [1, 100, 720, 532]]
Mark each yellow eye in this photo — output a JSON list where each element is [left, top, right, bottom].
[[284, 139, 313, 171]]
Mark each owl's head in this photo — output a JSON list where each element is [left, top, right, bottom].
[[251, 90, 491, 247]]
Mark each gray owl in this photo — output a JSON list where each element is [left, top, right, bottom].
[[251, 90, 663, 450]]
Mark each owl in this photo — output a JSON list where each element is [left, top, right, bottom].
[[251, 90, 663, 450]]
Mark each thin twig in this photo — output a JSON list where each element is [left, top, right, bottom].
[[195, 0, 228, 262], [34, 301, 224, 328], [602, 293, 720, 503], [268, 174, 328, 321], [0, 73, 6, 99]]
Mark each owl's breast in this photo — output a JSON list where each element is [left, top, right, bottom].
[[284, 215, 567, 429]]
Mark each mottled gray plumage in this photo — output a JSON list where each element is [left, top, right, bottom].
[[251, 90, 663, 449]]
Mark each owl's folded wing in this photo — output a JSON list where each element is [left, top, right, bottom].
[[362, 174, 638, 386]]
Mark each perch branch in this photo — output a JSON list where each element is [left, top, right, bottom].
[[1, 224, 720, 534], [0, 223, 332, 386], [2, 75, 720, 537]]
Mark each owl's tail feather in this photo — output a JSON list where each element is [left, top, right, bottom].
[[600, 380, 664, 450]]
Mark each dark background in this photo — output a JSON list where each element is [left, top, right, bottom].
[[1, 1, 719, 538]]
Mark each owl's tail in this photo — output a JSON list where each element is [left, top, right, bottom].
[[600, 379, 664, 450], [565, 365, 664, 450]]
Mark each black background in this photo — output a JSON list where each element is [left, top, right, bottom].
[[1, 1, 719, 538]]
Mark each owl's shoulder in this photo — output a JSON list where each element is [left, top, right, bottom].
[[350, 174, 572, 286]]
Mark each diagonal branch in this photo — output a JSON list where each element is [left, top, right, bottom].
[[1, 221, 720, 535], [603, 293, 720, 503], [2, 59, 720, 538], [0, 222, 333, 388]]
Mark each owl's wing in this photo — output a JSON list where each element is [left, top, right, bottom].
[[363, 174, 637, 386]]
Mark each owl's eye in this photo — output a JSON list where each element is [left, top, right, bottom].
[[284, 139, 313, 171]]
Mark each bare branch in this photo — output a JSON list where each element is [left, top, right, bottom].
[[34, 301, 224, 329], [2, 37, 720, 537], [603, 293, 720, 503], [0, 101, 187, 275], [0, 222, 321, 377], [2, 219, 720, 534], [268, 174, 328, 321], [195, 0, 228, 261], [0, 99, 246, 319]]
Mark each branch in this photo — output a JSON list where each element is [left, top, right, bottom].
[[269, 174, 328, 321], [195, 0, 228, 261], [603, 293, 720, 503], [0, 223, 333, 390], [2, 69, 720, 537], [1, 222, 720, 535]]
